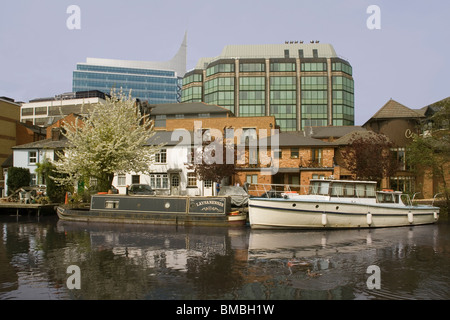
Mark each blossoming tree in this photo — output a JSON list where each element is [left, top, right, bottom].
[[52, 90, 162, 193]]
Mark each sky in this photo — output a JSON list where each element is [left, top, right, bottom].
[[0, 0, 449, 125]]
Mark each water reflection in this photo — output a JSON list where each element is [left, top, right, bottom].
[[0, 215, 449, 300]]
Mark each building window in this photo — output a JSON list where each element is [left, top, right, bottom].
[[150, 174, 168, 189], [249, 147, 258, 165], [29, 151, 37, 164], [246, 174, 258, 184], [30, 174, 37, 186], [312, 149, 323, 166], [270, 62, 295, 72], [239, 63, 265, 72], [391, 148, 406, 171], [290, 148, 299, 159], [301, 62, 327, 72], [117, 174, 126, 186], [273, 149, 282, 159], [155, 115, 166, 127], [132, 175, 140, 184], [313, 49, 318, 58], [187, 173, 197, 187], [206, 63, 235, 77], [155, 149, 167, 163], [241, 128, 257, 144]]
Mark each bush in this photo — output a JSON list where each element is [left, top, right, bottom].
[[7, 167, 31, 195], [36, 161, 70, 203]]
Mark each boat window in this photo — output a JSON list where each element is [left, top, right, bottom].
[[331, 183, 344, 196], [377, 193, 394, 203], [355, 184, 365, 197], [366, 184, 376, 198], [105, 200, 120, 209], [345, 184, 355, 197], [319, 182, 330, 195], [310, 181, 320, 194], [377, 193, 384, 203]]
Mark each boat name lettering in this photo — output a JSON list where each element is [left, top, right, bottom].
[[195, 200, 224, 207]]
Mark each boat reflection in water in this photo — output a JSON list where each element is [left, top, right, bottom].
[[54, 219, 448, 300], [247, 224, 446, 299]]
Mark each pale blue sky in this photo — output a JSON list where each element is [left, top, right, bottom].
[[1, 0, 449, 125]]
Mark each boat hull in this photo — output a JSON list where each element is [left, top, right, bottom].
[[57, 194, 247, 227], [248, 198, 439, 229]]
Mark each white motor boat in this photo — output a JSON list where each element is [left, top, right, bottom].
[[248, 179, 440, 229]]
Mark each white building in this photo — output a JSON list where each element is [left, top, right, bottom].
[[8, 136, 66, 194], [20, 91, 107, 126], [10, 131, 217, 197], [112, 131, 217, 196]]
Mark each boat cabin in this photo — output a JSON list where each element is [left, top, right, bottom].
[[376, 190, 403, 204], [309, 179, 377, 198], [308, 179, 408, 205]]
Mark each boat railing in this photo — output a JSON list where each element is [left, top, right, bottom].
[[246, 183, 310, 198], [247, 182, 412, 203]]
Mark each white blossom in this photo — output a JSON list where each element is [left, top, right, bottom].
[[52, 89, 163, 190]]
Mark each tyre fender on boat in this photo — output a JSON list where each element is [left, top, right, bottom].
[[366, 212, 373, 226], [321, 213, 327, 226], [408, 211, 414, 224]]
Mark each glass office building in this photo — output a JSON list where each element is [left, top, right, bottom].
[[182, 42, 354, 131], [73, 34, 187, 104]]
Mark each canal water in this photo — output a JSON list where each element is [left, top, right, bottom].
[[0, 213, 449, 301]]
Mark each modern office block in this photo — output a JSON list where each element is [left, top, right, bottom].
[[73, 33, 187, 104], [182, 42, 354, 131]]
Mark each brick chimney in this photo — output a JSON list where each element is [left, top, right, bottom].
[[51, 127, 61, 141]]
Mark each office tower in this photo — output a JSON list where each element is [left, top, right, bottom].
[[73, 33, 187, 103], [182, 41, 354, 131]]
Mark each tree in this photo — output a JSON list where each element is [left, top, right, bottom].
[[340, 131, 397, 183], [7, 167, 31, 195], [188, 136, 236, 184], [407, 101, 450, 206], [52, 90, 162, 192]]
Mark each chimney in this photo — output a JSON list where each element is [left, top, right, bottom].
[[51, 127, 61, 141]]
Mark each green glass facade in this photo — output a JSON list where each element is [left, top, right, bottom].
[[181, 44, 354, 131]]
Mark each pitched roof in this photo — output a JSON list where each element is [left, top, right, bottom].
[[146, 130, 194, 146], [310, 126, 367, 139], [12, 137, 69, 149], [261, 131, 335, 147], [368, 99, 424, 120]]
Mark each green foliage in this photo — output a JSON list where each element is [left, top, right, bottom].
[[407, 101, 450, 202], [7, 167, 31, 195], [36, 161, 70, 203]]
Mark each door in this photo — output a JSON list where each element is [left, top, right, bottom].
[[171, 174, 180, 195], [203, 180, 213, 196]]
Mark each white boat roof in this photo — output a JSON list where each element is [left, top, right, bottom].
[[310, 179, 377, 184]]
